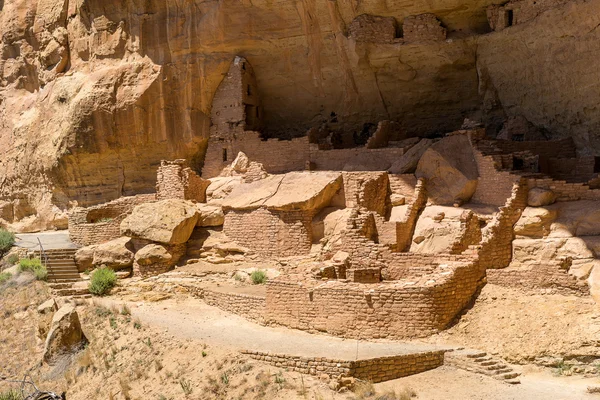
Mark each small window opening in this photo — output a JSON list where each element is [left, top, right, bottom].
[[594, 157, 600, 173], [512, 134, 525, 142], [247, 85, 252, 96], [513, 157, 524, 170], [242, 63, 246, 70], [256, 108, 260, 118], [507, 10, 514, 27], [222, 148, 228, 162]]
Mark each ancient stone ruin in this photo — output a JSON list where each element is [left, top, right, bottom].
[[2, 0, 600, 396]]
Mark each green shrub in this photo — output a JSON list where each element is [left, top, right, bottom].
[[0, 229, 15, 256], [250, 270, 267, 285], [7, 254, 19, 265], [0, 272, 11, 284], [18, 258, 47, 281], [89, 267, 117, 296], [0, 390, 23, 400]]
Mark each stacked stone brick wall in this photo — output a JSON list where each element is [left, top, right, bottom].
[[492, 137, 576, 159], [488, 0, 571, 31], [348, 14, 398, 44], [242, 350, 445, 383], [476, 180, 528, 269], [341, 172, 389, 215], [365, 120, 403, 149], [472, 148, 522, 206], [347, 267, 381, 283], [381, 252, 477, 280], [201, 289, 266, 323], [223, 208, 313, 257], [487, 262, 589, 296], [309, 144, 406, 171], [388, 174, 417, 201], [547, 156, 596, 183], [396, 179, 427, 251], [203, 133, 310, 178], [156, 160, 208, 202], [528, 177, 600, 202], [264, 258, 484, 340], [69, 194, 156, 246], [402, 14, 446, 43]]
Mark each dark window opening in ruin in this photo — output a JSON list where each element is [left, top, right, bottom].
[[247, 85, 252, 96], [512, 134, 525, 142], [245, 105, 259, 130], [513, 157, 524, 170], [594, 157, 600, 173], [256, 107, 260, 118], [507, 10, 514, 27], [242, 62, 246, 70], [222, 148, 228, 162], [330, 112, 338, 123]]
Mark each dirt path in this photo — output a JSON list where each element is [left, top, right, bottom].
[[15, 231, 77, 250], [114, 297, 450, 360]]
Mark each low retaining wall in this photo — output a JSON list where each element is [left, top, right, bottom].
[[486, 263, 589, 295], [201, 289, 266, 323], [241, 350, 445, 383]]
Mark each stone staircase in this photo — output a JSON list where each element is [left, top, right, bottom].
[[34, 249, 90, 298], [445, 349, 521, 384]]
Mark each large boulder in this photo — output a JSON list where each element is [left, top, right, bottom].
[[222, 172, 342, 212], [134, 244, 174, 266], [206, 176, 243, 204], [120, 199, 199, 245], [196, 204, 224, 227], [43, 305, 88, 364], [512, 237, 595, 264], [133, 243, 185, 277], [92, 236, 135, 270], [528, 188, 556, 207], [389, 138, 433, 174], [514, 207, 557, 238], [416, 135, 478, 205], [546, 201, 600, 238], [410, 206, 481, 254], [74, 245, 96, 272]]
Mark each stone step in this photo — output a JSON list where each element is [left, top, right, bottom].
[[500, 372, 520, 380], [466, 352, 487, 359], [505, 378, 521, 385], [479, 360, 498, 366], [48, 278, 81, 283]]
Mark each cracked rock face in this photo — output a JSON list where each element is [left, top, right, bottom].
[[1, 0, 600, 231]]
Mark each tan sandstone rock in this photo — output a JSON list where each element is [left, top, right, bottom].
[[196, 204, 225, 227], [512, 238, 595, 264], [389, 138, 433, 174], [74, 245, 96, 272], [43, 305, 88, 364], [588, 265, 600, 305], [528, 188, 557, 207], [514, 207, 557, 238], [416, 135, 478, 205], [135, 244, 174, 266], [410, 206, 481, 254], [546, 201, 600, 238], [91, 236, 135, 270], [121, 199, 199, 245], [222, 172, 342, 212]]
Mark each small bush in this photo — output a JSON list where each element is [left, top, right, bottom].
[[250, 270, 267, 285], [0, 390, 23, 400], [0, 272, 11, 284], [89, 267, 117, 296], [0, 229, 15, 256], [18, 258, 47, 281], [7, 254, 19, 265]]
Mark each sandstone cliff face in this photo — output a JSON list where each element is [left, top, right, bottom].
[[1, 0, 599, 231]]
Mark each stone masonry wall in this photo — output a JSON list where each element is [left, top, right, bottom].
[[156, 160, 208, 202], [201, 289, 266, 323], [396, 179, 427, 251], [528, 177, 600, 202], [264, 258, 484, 340], [487, 261, 589, 295], [69, 194, 155, 246], [348, 14, 398, 44], [223, 208, 314, 257], [403, 14, 446, 43], [472, 149, 521, 206], [242, 350, 445, 383]]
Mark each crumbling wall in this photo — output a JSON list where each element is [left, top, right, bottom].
[[396, 179, 427, 251], [403, 14, 446, 43], [156, 160, 209, 202], [527, 177, 600, 201], [264, 258, 484, 340], [487, 0, 571, 31], [68, 195, 155, 246], [348, 14, 398, 44], [472, 149, 521, 206], [243, 350, 445, 383], [223, 208, 313, 257], [341, 172, 389, 215]]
